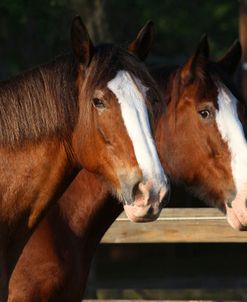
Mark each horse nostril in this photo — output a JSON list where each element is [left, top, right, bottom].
[[226, 190, 236, 209], [227, 200, 232, 208], [132, 181, 143, 201], [147, 206, 154, 216]]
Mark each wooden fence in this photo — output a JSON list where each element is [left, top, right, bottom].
[[101, 208, 247, 244], [84, 208, 247, 301]]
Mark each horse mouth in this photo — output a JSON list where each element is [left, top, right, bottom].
[[226, 206, 247, 231], [225, 189, 247, 231], [123, 203, 162, 223], [119, 176, 170, 222]]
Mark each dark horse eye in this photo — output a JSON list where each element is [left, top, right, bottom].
[[92, 98, 105, 109], [147, 90, 159, 103], [153, 97, 159, 103], [199, 109, 210, 119]]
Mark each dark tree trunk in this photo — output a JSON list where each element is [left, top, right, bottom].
[[70, 0, 111, 43]]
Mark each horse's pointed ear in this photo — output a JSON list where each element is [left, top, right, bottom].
[[128, 20, 155, 61], [217, 40, 242, 75], [71, 16, 94, 67], [180, 34, 209, 85]]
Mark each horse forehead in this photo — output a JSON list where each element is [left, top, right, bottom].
[[215, 83, 244, 142], [216, 83, 237, 114], [187, 80, 218, 106], [106, 70, 148, 104]]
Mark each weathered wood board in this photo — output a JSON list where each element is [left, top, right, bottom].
[[101, 208, 247, 243]]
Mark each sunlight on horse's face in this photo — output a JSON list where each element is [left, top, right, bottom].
[[159, 79, 235, 212], [75, 63, 169, 223]]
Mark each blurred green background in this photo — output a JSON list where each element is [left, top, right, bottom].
[[0, 0, 239, 79]]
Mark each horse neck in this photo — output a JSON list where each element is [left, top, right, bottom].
[[57, 171, 122, 240], [40, 171, 122, 298], [0, 138, 79, 280]]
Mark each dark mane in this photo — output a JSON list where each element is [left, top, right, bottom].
[[0, 54, 78, 147], [84, 43, 159, 98]]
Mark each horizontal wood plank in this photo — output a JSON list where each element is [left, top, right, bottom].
[[101, 208, 247, 243], [84, 300, 218, 302]]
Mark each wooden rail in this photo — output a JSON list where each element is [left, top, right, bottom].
[[85, 208, 247, 301], [101, 208, 247, 243], [84, 300, 218, 302]]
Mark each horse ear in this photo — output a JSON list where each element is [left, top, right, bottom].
[[180, 34, 209, 85], [217, 40, 242, 75], [128, 20, 155, 61], [71, 16, 94, 67]]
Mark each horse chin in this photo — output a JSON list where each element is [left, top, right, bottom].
[[226, 188, 247, 231], [123, 203, 162, 223]]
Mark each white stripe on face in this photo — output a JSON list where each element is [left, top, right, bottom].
[[107, 70, 167, 189], [215, 83, 247, 193]]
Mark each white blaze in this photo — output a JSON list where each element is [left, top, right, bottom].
[[107, 70, 167, 189], [215, 83, 247, 192]]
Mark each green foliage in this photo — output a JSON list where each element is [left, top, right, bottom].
[[0, 0, 74, 77], [104, 0, 238, 62], [0, 0, 239, 78]]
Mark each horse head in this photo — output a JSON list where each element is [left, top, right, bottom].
[[71, 17, 170, 222], [155, 36, 247, 230]]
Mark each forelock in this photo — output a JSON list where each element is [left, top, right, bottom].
[[84, 44, 158, 94]]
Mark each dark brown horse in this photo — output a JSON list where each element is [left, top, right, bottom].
[[0, 17, 169, 301], [8, 37, 244, 302]]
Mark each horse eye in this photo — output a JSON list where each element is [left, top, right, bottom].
[[92, 98, 105, 109], [153, 97, 159, 103], [147, 90, 159, 104], [198, 109, 211, 119]]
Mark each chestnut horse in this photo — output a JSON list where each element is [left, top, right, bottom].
[[0, 17, 169, 301], [8, 37, 244, 301], [156, 36, 246, 230]]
